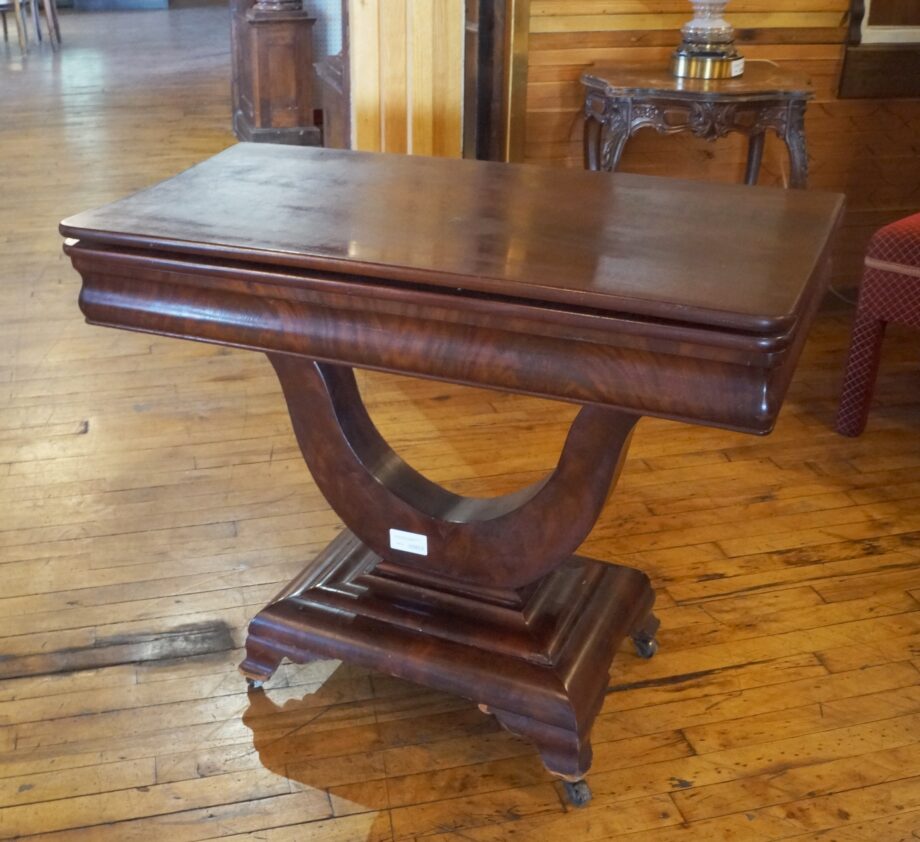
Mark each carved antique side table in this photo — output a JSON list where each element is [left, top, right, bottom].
[[582, 61, 813, 187], [61, 144, 842, 806]]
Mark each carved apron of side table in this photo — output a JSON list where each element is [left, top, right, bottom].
[[582, 61, 813, 188]]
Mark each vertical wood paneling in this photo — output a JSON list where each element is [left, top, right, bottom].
[[409, 0, 436, 156], [433, 0, 464, 157], [349, 0, 381, 151], [349, 0, 463, 157], [379, 0, 408, 153]]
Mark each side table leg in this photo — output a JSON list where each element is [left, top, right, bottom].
[[785, 100, 809, 189], [583, 114, 602, 171], [744, 131, 765, 186], [600, 107, 630, 173]]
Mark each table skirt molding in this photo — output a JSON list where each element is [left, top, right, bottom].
[[66, 240, 818, 436]]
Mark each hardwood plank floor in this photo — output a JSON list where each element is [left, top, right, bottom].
[[2, 7, 919, 840]]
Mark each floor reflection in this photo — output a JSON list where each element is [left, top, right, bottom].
[[241, 659, 542, 835]]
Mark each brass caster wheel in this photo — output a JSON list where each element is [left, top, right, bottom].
[[632, 636, 659, 659], [563, 779, 592, 807]]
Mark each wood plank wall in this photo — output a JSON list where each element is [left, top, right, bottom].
[[349, 0, 464, 157], [523, 0, 920, 286]]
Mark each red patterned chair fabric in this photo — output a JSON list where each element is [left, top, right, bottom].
[[836, 212, 920, 437]]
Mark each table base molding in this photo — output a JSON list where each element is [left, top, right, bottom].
[[240, 528, 657, 781]]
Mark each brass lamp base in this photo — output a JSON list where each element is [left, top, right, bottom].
[[671, 47, 744, 79]]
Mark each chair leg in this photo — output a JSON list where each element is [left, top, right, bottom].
[[835, 312, 887, 437], [11, 0, 27, 52], [31, 0, 41, 43], [41, 0, 58, 47], [50, 0, 59, 43]]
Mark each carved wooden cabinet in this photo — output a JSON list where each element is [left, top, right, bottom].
[[230, 0, 321, 146]]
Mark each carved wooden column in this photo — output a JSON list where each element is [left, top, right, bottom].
[[231, 0, 321, 146]]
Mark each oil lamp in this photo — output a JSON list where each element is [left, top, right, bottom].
[[671, 0, 745, 79]]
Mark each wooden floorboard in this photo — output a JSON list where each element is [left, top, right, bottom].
[[2, 6, 920, 840]]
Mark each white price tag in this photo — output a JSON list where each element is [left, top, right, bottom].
[[389, 528, 428, 556], [731, 58, 745, 77]]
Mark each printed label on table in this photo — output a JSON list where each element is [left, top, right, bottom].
[[731, 58, 745, 77], [389, 528, 428, 556]]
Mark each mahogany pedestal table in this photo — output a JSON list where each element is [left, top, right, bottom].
[[61, 144, 843, 806]]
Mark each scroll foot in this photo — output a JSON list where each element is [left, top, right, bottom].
[[239, 637, 284, 688]]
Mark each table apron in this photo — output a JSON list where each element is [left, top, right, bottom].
[[73, 268, 791, 437]]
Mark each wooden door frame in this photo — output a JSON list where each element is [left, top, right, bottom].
[[839, 0, 920, 97], [462, 0, 529, 162]]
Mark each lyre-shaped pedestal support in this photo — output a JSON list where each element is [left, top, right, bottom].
[[241, 355, 658, 785]]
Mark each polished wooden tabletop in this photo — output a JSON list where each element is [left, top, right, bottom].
[[60, 143, 843, 335], [582, 60, 814, 99]]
